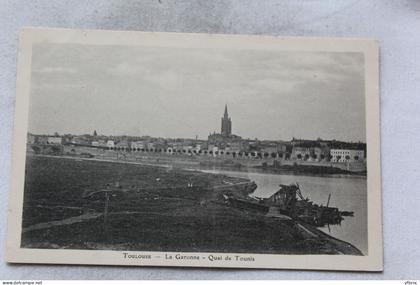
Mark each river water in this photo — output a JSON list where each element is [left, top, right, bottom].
[[200, 168, 368, 255]]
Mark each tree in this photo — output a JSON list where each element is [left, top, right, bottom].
[[345, 155, 351, 160], [31, 145, 41, 154], [51, 145, 62, 155], [93, 130, 98, 136], [297, 154, 302, 159]]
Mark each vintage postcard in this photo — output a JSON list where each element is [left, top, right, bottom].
[[6, 28, 382, 271]]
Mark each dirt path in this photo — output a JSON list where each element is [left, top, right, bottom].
[[22, 212, 102, 233], [30, 153, 174, 169]]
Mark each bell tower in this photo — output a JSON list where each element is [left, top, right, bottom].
[[221, 104, 232, 136]]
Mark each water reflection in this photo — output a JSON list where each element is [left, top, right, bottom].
[[202, 169, 368, 255]]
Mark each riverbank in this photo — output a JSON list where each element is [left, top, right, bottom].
[[21, 154, 362, 255], [30, 144, 367, 178], [255, 163, 367, 178]]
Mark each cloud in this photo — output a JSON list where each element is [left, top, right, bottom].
[[29, 44, 365, 141]]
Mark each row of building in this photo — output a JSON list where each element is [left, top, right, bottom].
[[27, 105, 366, 164], [27, 134, 365, 163]]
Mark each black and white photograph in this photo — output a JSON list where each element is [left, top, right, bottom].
[[6, 28, 382, 271]]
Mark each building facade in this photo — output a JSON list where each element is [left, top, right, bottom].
[[107, 140, 115, 148], [291, 147, 311, 160], [47, 136, 62, 144], [330, 149, 365, 163], [130, 141, 145, 150]]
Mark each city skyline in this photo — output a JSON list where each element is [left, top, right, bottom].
[[28, 104, 366, 144], [29, 44, 366, 142]]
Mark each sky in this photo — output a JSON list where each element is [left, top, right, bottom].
[[29, 43, 366, 142]]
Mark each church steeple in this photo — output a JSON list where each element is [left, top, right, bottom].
[[221, 104, 232, 136]]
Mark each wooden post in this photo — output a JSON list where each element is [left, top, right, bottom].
[[104, 191, 109, 227], [326, 193, 331, 207]]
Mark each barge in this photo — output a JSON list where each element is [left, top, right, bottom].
[[223, 183, 354, 228]]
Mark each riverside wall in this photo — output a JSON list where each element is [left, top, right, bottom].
[[62, 145, 367, 172], [28, 144, 366, 172]]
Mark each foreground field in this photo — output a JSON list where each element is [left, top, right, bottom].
[[21, 155, 362, 255]]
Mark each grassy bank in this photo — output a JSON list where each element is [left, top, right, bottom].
[[21, 155, 362, 255]]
